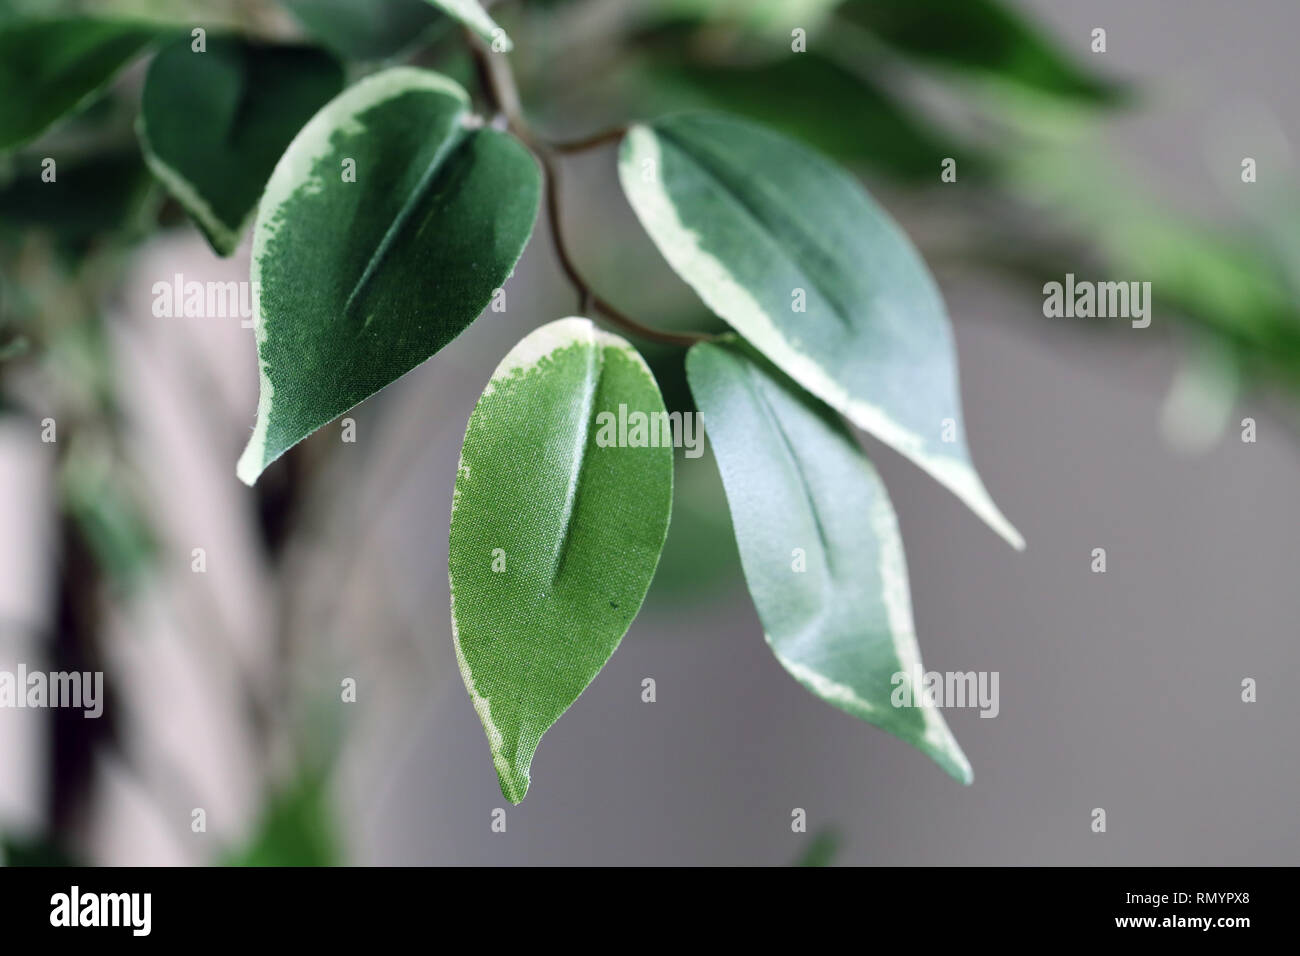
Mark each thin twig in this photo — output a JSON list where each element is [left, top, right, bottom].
[[552, 126, 628, 154], [465, 33, 713, 348]]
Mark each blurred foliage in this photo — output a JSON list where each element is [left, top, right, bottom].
[[0, 150, 154, 242], [626, 33, 989, 182], [278, 0, 447, 61], [59, 437, 156, 591], [793, 827, 842, 867], [0, 833, 79, 866], [222, 773, 340, 866], [839, 0, 1124, 104]]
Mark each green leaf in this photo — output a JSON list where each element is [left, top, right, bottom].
[[277, 0, 444, 60], [655, 0, 839, 35], [421, 0, 511, 50], [138, 35, 344, 256], [449, 318, 674, 803], [840, 0, 1123, 104], [236, 67, 540, 484], [0, 18, 163, 150], [619, 113, 1023, 549], [686, 337, 971, 783]]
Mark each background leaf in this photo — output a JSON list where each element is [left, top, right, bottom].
[[449, 318, 674, 803], [840, 0, 1124, 104], [221, 773, 339, 867], [619, 112, 1022, 548], [138, 35, 344, 255], [236, 67, 540, 484], [422, 0, 511, 50], [631, 41, 986, 181], [686, 337, 971, 782], [0, 17, 163, 150], [277, 0, 444, 60], [0, 149, 153, 240]]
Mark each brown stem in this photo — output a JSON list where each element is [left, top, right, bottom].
[[552, 126, 628, 154], [465, 33, 712, 348]]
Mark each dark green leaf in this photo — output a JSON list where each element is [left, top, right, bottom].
[[840, 0, 1124, 104], [0, 18, 163, 150], [0, 149, 153, 239], [236, 67, 540, 484], [277, 0, 444, 60], [138, 35, 344, 256]]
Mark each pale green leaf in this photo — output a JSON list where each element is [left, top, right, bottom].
[[422, 0, 511, 50], [686, 337, 971, 783], [449, 318, 674, 803], [619, 112, 1023, 549], [138, 35, 344, 256], [236, 67, 540, 484], [0, 17, 163, 150]]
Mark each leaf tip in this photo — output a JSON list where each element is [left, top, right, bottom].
[[235, 441, 263, 486]]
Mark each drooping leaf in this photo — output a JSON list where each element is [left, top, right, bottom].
[[236, 67, 540, 484], [840, 0, 1124, 104], [686, 337, 971, 783], [0, 18, 164, 150], [138, 35, 344, 256], [619, 113, 1023, 549], [277, 0, 444, 60], [449, 318, 673, 803], [421, 0, 511, 50]]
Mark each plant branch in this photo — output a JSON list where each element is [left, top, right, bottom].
[[466, 33, 712, 348], [552, 126, 628, 154]]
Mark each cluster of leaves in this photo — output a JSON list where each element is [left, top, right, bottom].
[[1, 0, 1149, 806]]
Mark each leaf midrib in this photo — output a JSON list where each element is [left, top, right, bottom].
[[656, 122, 858, 330], [739, 354, 839, 591], [548, 340, 604, 589], [344, 112, 473, 324]]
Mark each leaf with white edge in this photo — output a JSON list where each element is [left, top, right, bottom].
[[0, 18, 165, 150], [138, 35, 344, 256], [686, 336, 971, 783], [422, 0, 511, 50], [449, 317, 673, 803], [236, 67, 540, 484], [619, 112, 1024, 550]]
